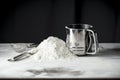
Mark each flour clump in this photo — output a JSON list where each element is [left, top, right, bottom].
[[31, 36, 76, 61]]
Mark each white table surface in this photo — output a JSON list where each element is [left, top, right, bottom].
[[0, 43, 120, 79]]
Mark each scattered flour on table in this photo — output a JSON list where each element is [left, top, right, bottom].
[[29, 36, 76, 61]]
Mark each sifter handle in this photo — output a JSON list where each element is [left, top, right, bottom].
[[86, 29, 97, 55]]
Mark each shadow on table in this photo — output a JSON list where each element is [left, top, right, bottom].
[[81, 47, 120, 58], [93, 47, 120, 57]]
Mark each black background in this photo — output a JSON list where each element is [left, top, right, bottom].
[[0, 0, 120, 43]]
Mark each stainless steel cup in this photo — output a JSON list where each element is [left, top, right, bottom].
[[65, 24, 98, 55]]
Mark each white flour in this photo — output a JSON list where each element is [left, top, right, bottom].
[[30, 36, 76, 61]]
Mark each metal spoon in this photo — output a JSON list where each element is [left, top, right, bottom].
[[8, 52, 35, 62]]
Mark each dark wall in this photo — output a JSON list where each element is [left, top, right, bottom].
[[0, 0, 120, 43], [76, 0, 116, 42]]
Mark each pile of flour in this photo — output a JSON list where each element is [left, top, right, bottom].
[[30, 36, 76, 61]]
